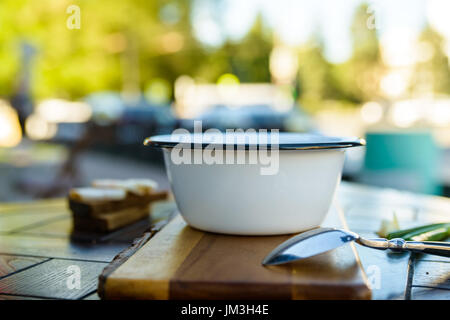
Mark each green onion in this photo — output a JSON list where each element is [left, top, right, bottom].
[[386, 223, 450, 240], [410, 227, 449, 241]]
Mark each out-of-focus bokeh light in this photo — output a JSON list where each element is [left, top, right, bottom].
[[192, 6, 223, 47], [415, 41, 434, 62], [387, 98, 450, 129], [390, 100, 422, 128], [217, 73, 240, 99], [445, 42, 450, 66], [427, 99, 450, 126], [145, 78, 171, 104], [174, 75, 197, 118], [269, 46, 298, 84], [85, 93, 124, 125], [174, 75, 195, 102], [0, 100, 22, 148], [103, 33, 127, 54], [361, 102, 383, 124], [315, 103, 365, 137], [217, 73, 240, 86], [159, 3, 181, 25], [174, 73, 294, 118], [36, 99, 92, 123], [25, 113, 57, 140], [427, 0, 450, 40], [158, 32, 184, 54], [380, 70, 410, 98], [381, 30, 422, 67]]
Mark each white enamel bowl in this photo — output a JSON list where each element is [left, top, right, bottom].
[[145, 133, 364, 235]]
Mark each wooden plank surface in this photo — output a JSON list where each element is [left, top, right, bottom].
[[83, 292, 101, 300], [0, 254, 49, 278], [0, 199, 65, 213], [20, 217, 73, 238], [101, 205, 371, 300], [413, 260, 450, 289], [411, 286, 450, 300], [0, 209, 68, 233], [0, 234, 128, 262], [0, 294, 42, 300], [0, 259, 107, 299], [0, 197, 174, 300]]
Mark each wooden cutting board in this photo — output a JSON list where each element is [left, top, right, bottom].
[[98, 203, 371, 299]]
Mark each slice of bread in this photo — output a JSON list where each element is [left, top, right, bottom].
[[68, 179, 168, 233], [73, 205, 151, 232], [68, 190, 168, 217]]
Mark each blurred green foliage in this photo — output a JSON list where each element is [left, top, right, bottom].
[[0, 0, 209, 100], [410, 26, 450, 95], [0, 1, 449, 112]]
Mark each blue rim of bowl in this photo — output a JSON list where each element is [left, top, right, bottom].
[[143, 133, 365, 151]]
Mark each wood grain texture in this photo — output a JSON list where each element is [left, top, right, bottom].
[[416, 254, 450, 263], [0, 209, 68, 233], [413, 260, 450, 290], [0, 294, 44, 300], [98, 232, 154, 299], [20, 217, 73, 238], [103, 215, 204, 299], [411, 286, 450, 300], [83, 292, 100, 300], [0, 234, 128, 262], [98, 207, 178, 298], [101, 206, 371, 300], [0, 198, 178, 300], [0, 254, 48, 278], [170, 230, 368, 300], [0, 199, 65, 213], [0, 259, 107, 299]]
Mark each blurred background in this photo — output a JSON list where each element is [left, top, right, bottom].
[[0, 0, 449, 201]]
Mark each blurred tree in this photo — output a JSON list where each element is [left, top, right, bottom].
[[296, 37, 339, 112], [332, 3, 383, 104], [0, 0, 208, 101], [409, 25, 450, 96], [0, 0, 447, 109], [138, 0, 209, 94], [194, 13, 272, 83], [0, 0, 273, 101], [225, 13, 272, 82], [295, 3, 383, 112]]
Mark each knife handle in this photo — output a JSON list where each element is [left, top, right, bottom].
[[388, 238, 450, 257]]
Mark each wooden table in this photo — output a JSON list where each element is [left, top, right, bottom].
[[0, 182, 448, 300]]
